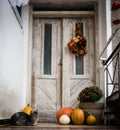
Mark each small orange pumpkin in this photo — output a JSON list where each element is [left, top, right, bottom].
[[56, 107, 73, 121], [86, 114, 96, 125], [22, 104, 33, 115]]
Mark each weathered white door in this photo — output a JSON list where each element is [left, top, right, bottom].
[[32, 17, 95, 122]]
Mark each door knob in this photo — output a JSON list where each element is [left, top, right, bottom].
[[59, 59, 62, 65]]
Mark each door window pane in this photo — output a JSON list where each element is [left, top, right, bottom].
[[76, 56, 84, 75], [44, 24, 52, 75], [75, 22, 84, 75]]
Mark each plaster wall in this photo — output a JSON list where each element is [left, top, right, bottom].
[[0, 0, 29, 119]]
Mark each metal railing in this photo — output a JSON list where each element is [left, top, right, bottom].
[[99, 28, 120, 124], [103, 42, 120, 102]]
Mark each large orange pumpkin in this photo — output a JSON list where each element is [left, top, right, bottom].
[[71, 108, 85, 125], [56, 107, 73, 121]]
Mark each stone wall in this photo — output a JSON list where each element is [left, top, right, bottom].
[[111, 0, 120, 48], [110, 0, 120, 95]]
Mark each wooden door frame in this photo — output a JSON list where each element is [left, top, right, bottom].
[[27, 1, 106, 106]]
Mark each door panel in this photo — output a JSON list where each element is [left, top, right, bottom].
[[32, 17, 95, 122], [62, 18, 95, 107], [32, 19, 62, 122]]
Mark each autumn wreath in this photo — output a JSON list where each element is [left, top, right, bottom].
[[67, 36, 87, 57], [67, 23, 87, 57]]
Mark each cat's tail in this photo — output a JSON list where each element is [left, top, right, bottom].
[[0, 119, 11, 126]]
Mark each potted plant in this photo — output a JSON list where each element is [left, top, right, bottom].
[[77, 86, 103, 103], [77, 86, 104, 124]]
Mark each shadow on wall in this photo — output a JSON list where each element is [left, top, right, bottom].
[[0, 86, 22, 119]]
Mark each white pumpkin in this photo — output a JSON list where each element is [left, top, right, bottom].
[[59, 114, 70, 125]]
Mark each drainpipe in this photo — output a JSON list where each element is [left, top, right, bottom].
[[106, 0, 113, 97], [104, 0, 112, 125]]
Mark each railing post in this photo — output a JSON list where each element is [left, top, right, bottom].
[[118, 52, 120, 99], [104, 64, 107, 125]]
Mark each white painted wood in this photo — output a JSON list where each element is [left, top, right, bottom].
[[33, 19, 62, 122], [62, 18, 95, 108], [32, 16, 96, 122], [33, 11, 95, 18]]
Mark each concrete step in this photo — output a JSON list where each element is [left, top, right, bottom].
[[0, 123, 120, 130]]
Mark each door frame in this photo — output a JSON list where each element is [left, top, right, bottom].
[[27, 1, 106, 106]]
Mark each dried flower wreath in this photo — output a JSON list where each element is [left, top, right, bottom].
[[67, 23, 87, 57]]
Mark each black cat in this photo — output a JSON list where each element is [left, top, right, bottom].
[[10, 110, 39, 126]]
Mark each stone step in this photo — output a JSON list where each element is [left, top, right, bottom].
[[0, 123, 120, 130]]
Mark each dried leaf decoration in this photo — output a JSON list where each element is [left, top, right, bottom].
[[67, 23, 87, 57]]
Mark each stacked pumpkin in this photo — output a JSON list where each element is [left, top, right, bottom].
[[56, 107, 72, 125], [56, 107, 96, 125]]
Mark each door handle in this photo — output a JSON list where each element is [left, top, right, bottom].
[[59, 59, 62, 65]]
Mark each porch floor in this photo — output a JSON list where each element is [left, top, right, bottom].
[[0, 123, 120, 130]]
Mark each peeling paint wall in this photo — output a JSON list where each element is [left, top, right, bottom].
[[0, 0, 29, 119]]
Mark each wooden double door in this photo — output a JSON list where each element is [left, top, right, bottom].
[[32, 17, 95, 122]]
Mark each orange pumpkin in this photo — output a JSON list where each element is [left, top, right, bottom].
[[56, 107, 73, 121], [71, 108, 85, 125], [86, 115, 96, 125], [22, 104, 33, 115]]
